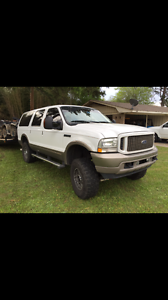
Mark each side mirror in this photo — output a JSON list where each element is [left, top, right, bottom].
[[44, 116, 63, 130], [44, 116, 53, 129]]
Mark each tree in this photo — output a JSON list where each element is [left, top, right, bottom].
[[0, 88, 8, 119], [0, 87, 30, 119], [152, 87, 168, 107], [111, 87, 155, 105], [68, 87, 106, 105], [0, 87, 109, 119]]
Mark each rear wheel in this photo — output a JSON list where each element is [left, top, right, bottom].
[[22, 142, 35, 163], [70, 158, 99, 199], [127, 169, 147, 180]]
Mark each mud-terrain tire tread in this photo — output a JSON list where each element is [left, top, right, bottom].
[[70, 158, 100, 199]]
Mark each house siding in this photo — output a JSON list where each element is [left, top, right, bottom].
[[152, 115, 168, 126]]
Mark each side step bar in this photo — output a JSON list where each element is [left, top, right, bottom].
[[31, 153, 65, 169]]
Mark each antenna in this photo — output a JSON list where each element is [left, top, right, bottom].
[[130, 99, 139, 110]]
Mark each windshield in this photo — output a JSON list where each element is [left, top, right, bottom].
[[61, 106, 112, 125]]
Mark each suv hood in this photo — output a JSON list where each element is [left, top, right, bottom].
[[71, 123, 151, 138]]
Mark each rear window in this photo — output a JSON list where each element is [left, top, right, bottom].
[[31, 110, 45, 126], [19, 111, 34, 126]]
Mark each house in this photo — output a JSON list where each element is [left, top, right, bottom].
[[83, 99, 168, 127]]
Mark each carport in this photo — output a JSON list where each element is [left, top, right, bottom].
[[83, 100, 168, 127]]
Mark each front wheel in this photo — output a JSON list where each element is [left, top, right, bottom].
[[70, 158, 100, 199], [127, 169, 147, 180]]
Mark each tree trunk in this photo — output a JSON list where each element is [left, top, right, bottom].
[[30, 87, 34, 110], [161, 86, 167, 106]]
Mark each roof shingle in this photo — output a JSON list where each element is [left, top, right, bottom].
[[84, 99, 168, 113]]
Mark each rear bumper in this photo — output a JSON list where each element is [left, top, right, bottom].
[[91, 146, 158, 179]]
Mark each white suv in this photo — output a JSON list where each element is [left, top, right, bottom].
[[17, 105, 158, 199]]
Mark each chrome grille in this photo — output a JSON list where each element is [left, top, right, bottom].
[[127, 135, 153, 152]]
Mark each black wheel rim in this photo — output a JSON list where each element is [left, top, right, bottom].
[[74, 168, 83, 190]]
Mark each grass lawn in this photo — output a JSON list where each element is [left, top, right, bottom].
[[0, 142, 167, 213]]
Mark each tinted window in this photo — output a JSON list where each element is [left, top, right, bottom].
[[32, 110, 45, 126], [19, 111, 34, 126]]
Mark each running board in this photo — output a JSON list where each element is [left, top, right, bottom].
[[31, 153, 65, 168]]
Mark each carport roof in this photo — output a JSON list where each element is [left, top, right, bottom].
[[84, 99, 168, 113]]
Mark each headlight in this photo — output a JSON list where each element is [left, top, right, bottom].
[[98, 138, 118, 153]]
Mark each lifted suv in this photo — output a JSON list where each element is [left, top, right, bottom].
[[17, 105, 158, 199]]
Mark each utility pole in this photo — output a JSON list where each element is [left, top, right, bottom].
[[30, 87, 34, 110]]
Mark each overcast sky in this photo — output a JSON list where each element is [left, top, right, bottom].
[[101, 87, 160, 106], [101, 87, 117, 100]]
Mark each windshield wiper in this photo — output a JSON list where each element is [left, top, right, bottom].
[[90, 121, 111, 123], [99, 121, 111, 123], [70, 120, 111, 124], [71, 120, 90, 123]]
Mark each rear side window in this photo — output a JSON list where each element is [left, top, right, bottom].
[[19, 111, 34, 126], [31, 110, 45, 126]]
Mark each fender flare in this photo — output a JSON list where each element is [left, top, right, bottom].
[[64, 141, 93, 165]]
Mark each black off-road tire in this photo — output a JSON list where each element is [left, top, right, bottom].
[[22, 141, 35, 163], [70, 158, 100, 199], [127, 169, 147, 180]]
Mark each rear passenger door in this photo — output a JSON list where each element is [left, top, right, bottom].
[[29, 109, 45, 146]]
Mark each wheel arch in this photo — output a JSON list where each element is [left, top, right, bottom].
[[64, 142, 92, 165], [21, 134, 30, 145]]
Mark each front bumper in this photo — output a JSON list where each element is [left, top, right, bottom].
[[91, 146, 158, 179]]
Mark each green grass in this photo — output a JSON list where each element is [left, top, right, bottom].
[[0, 142, 167, 213]]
